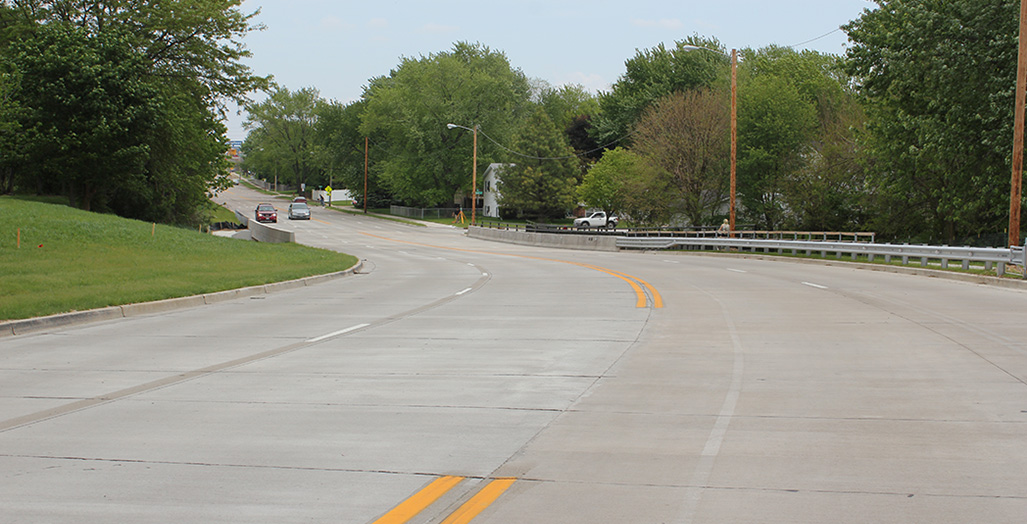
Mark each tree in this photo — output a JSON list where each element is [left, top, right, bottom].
[[360, 42, 531, 207], [5, 23, 158, 211], [243, 86, 323, 192], [591, 35, 729, 148], [780, 85, 869, 232], [534, 82, 602, 163], [577, 147, 635, 217], [313, 99, 396, 208], [4, 0, 267, 109], [844, 0, 1019, 243], [497, 109, 578, 219], [581, 147, 672, 227], [534, 82, 600, 130], [632, 90, 731, 226], [736, 75, 817, 230], [0, 0, 269, 224]]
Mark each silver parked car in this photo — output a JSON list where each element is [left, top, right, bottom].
[[288, 202, 311, 220]]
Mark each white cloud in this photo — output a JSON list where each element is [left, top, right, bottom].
[[632, 18, 684, 30], [367, 17, 388, 29]]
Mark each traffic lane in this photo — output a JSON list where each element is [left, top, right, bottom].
[[484, 252, 1027, 523], [0, 225, 653, 523], [0, 245, 486, 424]]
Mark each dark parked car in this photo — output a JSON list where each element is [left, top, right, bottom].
[[255, 203, 277, 223]]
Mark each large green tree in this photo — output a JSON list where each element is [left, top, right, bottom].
[[497, 108, 578, 219], [313, 99, 395, 208], [360, 42, 532, 207], [736, 74, 817, 230], [591, 35, 729, 148], [845, 0, 1019, 243], [243, 86, 323, 192], [5, 23, 158, 211], [581, 147, 671, 227], [0, 0, 267, 223]]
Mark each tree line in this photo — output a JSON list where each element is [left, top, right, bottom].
[[1, 0, 1024, 245]]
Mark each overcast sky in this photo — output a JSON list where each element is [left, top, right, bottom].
[[226, 0, 875, 140]]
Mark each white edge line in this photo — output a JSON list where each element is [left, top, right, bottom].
[[726, 268, 747, 273], [802, 281, 828, 289], [307, 323, 370, 343], [456, 288, 473, 296]]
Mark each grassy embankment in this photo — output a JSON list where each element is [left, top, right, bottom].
[[0, 196, 358, 321]]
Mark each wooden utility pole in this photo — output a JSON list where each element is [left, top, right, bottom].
[[364, 137, 369, 214], [730, 48, 738, 238], [1011, 0, 1027, 247]]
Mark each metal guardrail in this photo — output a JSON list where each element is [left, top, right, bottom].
[[616, 236, 1027, 277]]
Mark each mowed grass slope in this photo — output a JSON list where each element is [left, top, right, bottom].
[[0, 197, 358, 321]]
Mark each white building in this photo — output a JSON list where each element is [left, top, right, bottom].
[[482, 163, 513, 218]]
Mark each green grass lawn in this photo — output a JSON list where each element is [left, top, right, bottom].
[[0, 196, 358, 321]]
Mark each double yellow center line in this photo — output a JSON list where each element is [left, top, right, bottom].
[[360, 232, 663, 309], [372, 476, 516, 524]]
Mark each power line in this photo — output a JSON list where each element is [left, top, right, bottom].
[[475, 126, 634, 161], [788, 27, 843, 49]]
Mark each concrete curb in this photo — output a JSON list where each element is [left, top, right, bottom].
[[0, 261, 363, 338]]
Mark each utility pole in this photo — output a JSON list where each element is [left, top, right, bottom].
[[364, 137, 369, 214], [1012, 0, 1027, 247]]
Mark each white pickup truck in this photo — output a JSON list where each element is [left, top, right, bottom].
[[573, 211, 618, 230]]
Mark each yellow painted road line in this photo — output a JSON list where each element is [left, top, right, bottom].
[[372, 475, 465, 524], [440, 478, 517, 524], [360, 232, 663, 308], [569, 261, 664, 309]]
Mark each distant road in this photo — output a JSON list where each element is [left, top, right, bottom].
[[2, 183, 1025, 523]]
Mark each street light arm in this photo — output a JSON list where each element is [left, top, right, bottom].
[[446, 123, 479, 226]]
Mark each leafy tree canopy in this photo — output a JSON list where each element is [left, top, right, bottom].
[[242, 86, 323, 192], [360, 42, 532, 207], [844, 0, 1019, 243], [497, 108, 578, 219], [0, 0, 269, 224], [591, 35, 729, 148]]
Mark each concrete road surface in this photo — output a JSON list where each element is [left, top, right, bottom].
[[1, 184, 1025, 523]]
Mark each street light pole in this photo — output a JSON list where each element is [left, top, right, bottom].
[[1011, 0, 1027, 247], [447, 123, 478, 226]]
